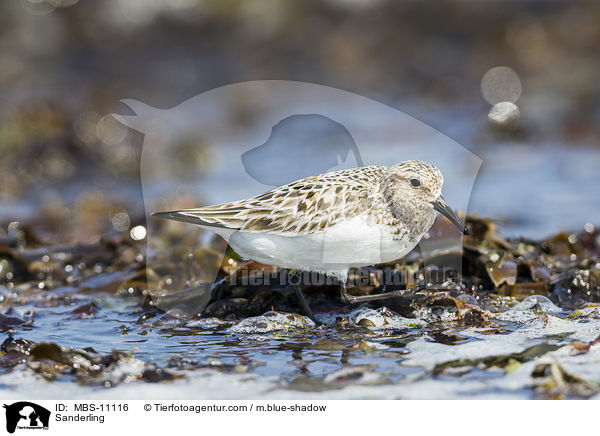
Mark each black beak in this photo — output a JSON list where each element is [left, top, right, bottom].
[[431, 195, 469, 235]]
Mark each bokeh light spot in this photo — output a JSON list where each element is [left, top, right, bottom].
[[130, 225, 147, 240], [112, 212, 131, 232], [96, 114, 128, 145]]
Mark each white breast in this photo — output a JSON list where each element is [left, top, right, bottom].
[[220, 214, 421, 277]]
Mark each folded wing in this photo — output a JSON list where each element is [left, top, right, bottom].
[[153, 165, 387, 235]]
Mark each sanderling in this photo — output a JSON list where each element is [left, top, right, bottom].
[[154, 160, 468, 322]]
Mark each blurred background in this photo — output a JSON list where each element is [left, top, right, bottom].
[[1, 0, 599, 244]]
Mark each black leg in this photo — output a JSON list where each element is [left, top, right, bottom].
[[340, 281, 427, 303], [339, 280, 353, 303], [293, 285, 320, 325]]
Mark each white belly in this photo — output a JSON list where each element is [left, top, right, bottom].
[[220, 215, 420, 276]]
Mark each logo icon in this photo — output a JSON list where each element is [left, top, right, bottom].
[[241, 114, 364, 187], [3, 402, 50, 434]]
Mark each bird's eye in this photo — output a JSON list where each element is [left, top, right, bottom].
[[410, 178, 421, 187]]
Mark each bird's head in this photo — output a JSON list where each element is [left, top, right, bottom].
[[381, 160, 468, 235]]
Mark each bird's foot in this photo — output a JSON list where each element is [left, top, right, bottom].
[[340, 282, 427, 303]]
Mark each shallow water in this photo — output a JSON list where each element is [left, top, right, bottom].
[[3, 282, 600, 400]]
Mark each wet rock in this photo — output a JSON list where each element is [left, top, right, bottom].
[[486, 260, 517, 287], [570, 334, 600, 355], [141, 367, 180, 383], [152, 283, 213, 316], [567, 306, 600, 320], [529, 265, 551, 282], [506, 282, 549, 299], [323, 366, 386, 386], [311, 338, 346, 351], [71, 302, 99, 318], [414, 296, 474, 323], [78, 269, 139, 293], [0, 338, 182, 387], [350, 307, 424, 329], [287, 365, 386, 391], [459, 308, 489, 327], [428, 331, 471, 345], [357, 341, 389, 353], [0, 313, 25, 331], [531, 361, 600, 399], [228, 311, 315, 333], [0, 350, 27, 369], [204, 298, 249, 318], [549, 270, 600, 309], [432, 343, 563, 376]]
